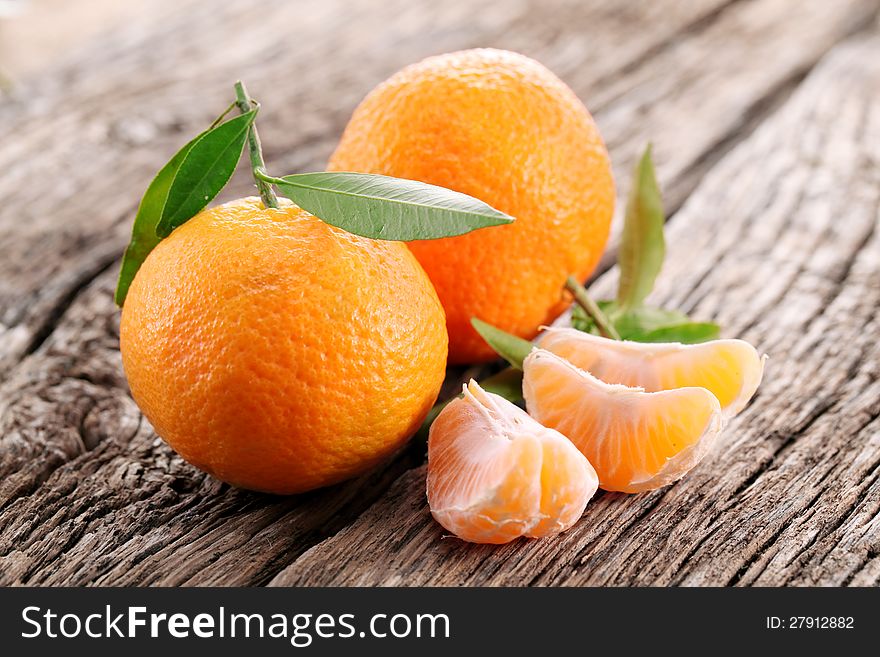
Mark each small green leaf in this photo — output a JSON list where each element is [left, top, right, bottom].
[[115, 133, 203, 306], [156, 109, 257, 237], [640, 322, 720, 344], [613, 306, 688, 339], [571, 303, 717, 343], [115, 108, 258, 306], [471, 318, 532, 370], [269, 171, 513, 241], [617, 145, 665, 312], [570, 300, 619, 334], [480, 367, 525, 403]]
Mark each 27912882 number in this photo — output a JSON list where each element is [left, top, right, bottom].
[[766, 617, 855, 629], [790, 617, 854, 629]]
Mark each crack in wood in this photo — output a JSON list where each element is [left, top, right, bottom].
[[781, 457, 880, 585]]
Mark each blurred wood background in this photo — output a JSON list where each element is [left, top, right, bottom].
[[1, 0, 879, 586]]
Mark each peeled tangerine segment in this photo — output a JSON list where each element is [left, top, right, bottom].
[[427, 380, 599, 544], [523, 349, 723, 493], [539, 327, 764, 418]]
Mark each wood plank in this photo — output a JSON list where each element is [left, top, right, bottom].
[[0, 0, 186, 82], [0, 0, 876, 585], [270, 33, 880, 586]]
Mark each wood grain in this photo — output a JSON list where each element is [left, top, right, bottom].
[[0, 0, 877, 585], [270, 33, 880, 586]]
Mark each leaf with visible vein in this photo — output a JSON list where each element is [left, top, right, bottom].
[[617, 145, 665, 312], [613, 306, 688, 339], [156, 109, 257, 237], [115, 109, 257, 306], [571, 303, 716, 343], [115, 133, 202, 306], [270, 171, 513, 241]]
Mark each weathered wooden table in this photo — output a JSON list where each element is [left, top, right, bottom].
[[1, 0, 879, 586]]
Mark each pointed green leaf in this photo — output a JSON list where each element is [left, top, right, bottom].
[[115, 133, 203, 306], [115, 108, 257, 306], [640, 322, 721, 344], [617, 145, 665, 312], [270, 171, 513, 241], [471, 318, 533, 370], [614, 306, 688, 339], [480, 367, 525, 403], [156, 109, 257, 237]]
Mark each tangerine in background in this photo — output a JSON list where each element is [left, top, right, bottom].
[[330, 48, 615, 364], [120, 197, 448, 494]]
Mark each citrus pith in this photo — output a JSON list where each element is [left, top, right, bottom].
[[427, 380, 598, 543]]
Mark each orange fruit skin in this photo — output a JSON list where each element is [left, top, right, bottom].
[[328, 48, 615, 364], [120, 197, 448, 494]]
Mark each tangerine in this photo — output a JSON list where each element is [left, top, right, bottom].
[[120, 197, 448, 494], [329, 49, 615, 363]]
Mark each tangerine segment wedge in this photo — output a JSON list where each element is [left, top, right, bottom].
[[427, 380, 598, 544], [522, 349, 723, 493], [539, 327, 764, 418]]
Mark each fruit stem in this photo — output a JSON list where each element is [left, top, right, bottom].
[[234, 80, 279, 209], [565, 275, 621, 340]]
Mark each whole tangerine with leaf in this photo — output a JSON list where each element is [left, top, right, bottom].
[[117, 82, 512, 494], [329, 48, 616, 364]]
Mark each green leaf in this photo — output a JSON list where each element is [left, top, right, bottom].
[[156, 109, 257, 237], [115, 133, 203, 306], [570, 300, 619, 334], [269, 171, 513, 241], [617, 144, 665, 312], [572, 302, 719, 344], [471, 318, 532, 370], [114, 108, 257, 306], [640, 322, 720, 344], [613, 306, 688, 339], [479, 367, 525, 403]]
